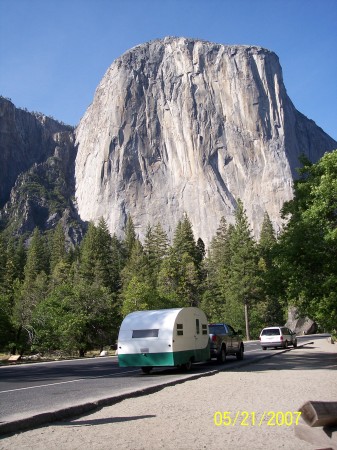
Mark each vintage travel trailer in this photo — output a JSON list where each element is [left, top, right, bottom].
[[118, 307, 210, 373]]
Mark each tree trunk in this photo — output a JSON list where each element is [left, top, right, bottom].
[[244, 302, 250, 340]]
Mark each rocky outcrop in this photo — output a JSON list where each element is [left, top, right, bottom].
[[0, 130, 86, 245], [286, 307, 318, 335], [0, 96, 74, 208], [0, 97, 86, 244], [75, 37, 337, 244]]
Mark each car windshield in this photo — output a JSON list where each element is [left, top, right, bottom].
[[209, 325, 227, 334], [261, 328, 280, 336]]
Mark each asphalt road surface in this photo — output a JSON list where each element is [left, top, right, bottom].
[[0, 335, 319, 434]]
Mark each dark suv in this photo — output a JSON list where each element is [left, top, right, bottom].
[[209, 323, 244, 363]]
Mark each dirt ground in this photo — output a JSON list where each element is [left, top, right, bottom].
[[1, 337, 336, 450]]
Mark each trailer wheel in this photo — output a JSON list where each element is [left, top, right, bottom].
[[182, 360, 192, 371], [141, 366, 153, 374]]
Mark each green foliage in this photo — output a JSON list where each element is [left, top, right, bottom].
[[275, 150, 337, 331], [201, 217, 232, 321], [258, 212, 277, 263], [171, 214, 199, 264], [0, 293, 15, 350], [32, 282, 118, 355], [223, 201, 260, 335], [124, 215, 137, 258], [121, 276, 162, 316], [256, 212, 285, 327], [157, 214, 202, 308], [120, 239, 164, 316], [1, 148, 337, 354], [24, 228, 49, 281], [0, 233, 6, 287], [49, 223, 66, 273], [144, 222, 169, 280]]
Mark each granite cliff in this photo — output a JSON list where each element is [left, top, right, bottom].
[[0, 97, 86, 243], [1, 37, 336, 245], [75, 37, 337, 244], [0, 97, 73, 208]]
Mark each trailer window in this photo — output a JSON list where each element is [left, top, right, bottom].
[[202, 324, 208, 335], [132, 329, 159, 338], [177, 324, 183, 336], [196, 319, 200, 334]]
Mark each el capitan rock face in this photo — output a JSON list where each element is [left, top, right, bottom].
[[72, 37, 335, 243]]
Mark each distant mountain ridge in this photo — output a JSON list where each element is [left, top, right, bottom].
[[1, 37, 336, 244]]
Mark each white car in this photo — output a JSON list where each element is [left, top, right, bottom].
[[259, 326, 297, 350]]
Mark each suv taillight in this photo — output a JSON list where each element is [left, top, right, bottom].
[[211, 335, 217, 342], [280, 335, 283, 341]]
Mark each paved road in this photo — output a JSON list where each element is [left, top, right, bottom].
[[0, 335, 319, 434]]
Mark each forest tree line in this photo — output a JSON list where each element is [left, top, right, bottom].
[[0, 150, 336, 356]]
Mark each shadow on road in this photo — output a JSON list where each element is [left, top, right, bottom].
[[232, 345, 337, 372], [57, 414, 156, 427]]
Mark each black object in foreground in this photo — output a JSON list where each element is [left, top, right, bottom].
[[300, 400, 337, 427]]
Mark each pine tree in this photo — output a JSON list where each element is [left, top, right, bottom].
[[258, 212, 276, 267], [201, 217, 232, 321], [110, 233, 125, 293], [256, 212, 284, 326], [0, 237, 27, 351], [49, 223, 66, 273], [0, 233, 6, 290], [13, 237, 26, 282], [225, 200, 259, 338], [124, 215, 137, 258], [120, 239, 161, 316], [22, 228, 49, 287], [94, 217, 114, 289], [171, 214, 198, 263], [144, 222, 169, 281], [157, 215, 201, 307], [77, 219, 124, 294], [121, 240, 146, 287], [196, 238, 206, 266], [79, 222, 97, 283]]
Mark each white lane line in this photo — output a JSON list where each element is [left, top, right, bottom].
[[244, 349, 263, 353], [0, 356, 119, 370], [0, 369, 140, 394]]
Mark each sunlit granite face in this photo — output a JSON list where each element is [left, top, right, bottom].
[[74, 37, 336, 244]]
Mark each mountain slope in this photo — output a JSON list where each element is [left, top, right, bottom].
[[0, 97, 86, 243]]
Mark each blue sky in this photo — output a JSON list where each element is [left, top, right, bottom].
[[1, 0, 336, 140]]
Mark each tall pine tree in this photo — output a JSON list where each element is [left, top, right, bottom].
[[158, 214, 200, 307], [256, 212, 284, 326], [201, 217, 232, 321], [225, 200, 259, 338]]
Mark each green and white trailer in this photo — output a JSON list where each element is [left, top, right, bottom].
[[118, 307, 210, 373]]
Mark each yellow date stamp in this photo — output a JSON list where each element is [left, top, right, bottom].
[[213, 411, 302, 427]]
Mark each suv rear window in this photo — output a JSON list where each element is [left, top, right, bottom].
[[261, 328, 280, 336], [209, 325, 227, 334]]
